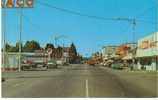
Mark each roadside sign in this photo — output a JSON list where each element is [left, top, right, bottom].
[[63, 52, 69, 57], [2, 0, 33, 8]]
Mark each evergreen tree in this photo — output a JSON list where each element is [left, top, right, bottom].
[[45, 43, 54, 50], [69, 43, 77, 63]]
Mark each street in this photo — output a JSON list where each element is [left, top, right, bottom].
[[2, 64, 158, 98]]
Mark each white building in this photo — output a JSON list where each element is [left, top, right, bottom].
[[101, 46, 118, 61], [136, 32, 158, 71], [2, 51, 47, 71]]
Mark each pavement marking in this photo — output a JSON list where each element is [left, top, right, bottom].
[[85, 79, 89, 98], [13, 81, 28, 87]]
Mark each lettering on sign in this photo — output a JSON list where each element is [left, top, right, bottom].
[[1, 0, 33, 8], [139, 40, 156, 49]]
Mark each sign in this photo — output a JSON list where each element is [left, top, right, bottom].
[[136, 32, 158, 57], [63, 52, 69, 57], [140, 40, 156, 49], [2, 0, 33, 8]]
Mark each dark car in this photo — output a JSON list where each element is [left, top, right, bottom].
[[2, 77, 5, 82], [47, 60, 57, 69]]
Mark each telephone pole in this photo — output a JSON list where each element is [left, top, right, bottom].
[[2, 8, 6, 69], [114, 18, 136, 69], [18, 8, 23, 72]]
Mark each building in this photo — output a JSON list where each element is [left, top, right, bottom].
[[101, 46, 118, 61], [136, 32, 158, 71], [62, 47, 70, 63], [114, 43, 137, 68], [116, 43, 136, 58], [48, 47, 71, 63], [2, 51, 47, 71]]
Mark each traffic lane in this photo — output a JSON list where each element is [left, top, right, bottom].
[[2, 68, 66, 97], [2, 67, 68, 79], [86, 66, 125, 97], [59, 65, 128, 97], [2, 78, 50, 97], [98, 66, 158, 97], [2, 64, 129, 98], [2, 66, 89, 98], [9, 77, 85, 98], [3, 64, 156, 98]]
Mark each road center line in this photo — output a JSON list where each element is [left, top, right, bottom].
[[85, 79, 89, 98]]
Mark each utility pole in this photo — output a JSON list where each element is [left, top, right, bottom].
[[114, 17, 136, 70], [18, 8, 23, 72], [2, 8, 6, 69], [132, 19, 136, 70]]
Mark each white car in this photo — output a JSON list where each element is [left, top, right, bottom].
[[56, 60, 64, 65]]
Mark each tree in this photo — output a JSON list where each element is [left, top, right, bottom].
[[23, 40, 41, 52], [45, 43, 54, 50], [5, 43, 18, 52], [8, 47, 18, 52], [70, 43, 77, 55], [5, 43, 11, 52], [69, 43, 77, 63]]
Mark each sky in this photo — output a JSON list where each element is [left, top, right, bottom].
[[2, 0, 158, 57]]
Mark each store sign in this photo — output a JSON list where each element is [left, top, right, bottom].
[[1, 0, 33, 8], [139, 40, 156, 49], [136, 32, 158, 57]]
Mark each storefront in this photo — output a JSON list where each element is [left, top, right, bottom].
[[136, 32, 158, 71]]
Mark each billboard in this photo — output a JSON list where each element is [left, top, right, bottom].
[[136, 32, 158, 57], [1, 0, 33, 8]]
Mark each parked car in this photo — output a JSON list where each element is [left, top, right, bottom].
[[56, 60, 69, 66], [21, 60, 36, 70], [47, 60, 57, 69], [111, 63, 124, 70], [56, 60, 64, 65], [2, 77, 5, 82], [102, 60, 113, 67], [63, 62, 69, 66], [34, 60, 47, 67]]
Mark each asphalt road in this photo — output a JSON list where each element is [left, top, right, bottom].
[[2, 64, 158, 98]]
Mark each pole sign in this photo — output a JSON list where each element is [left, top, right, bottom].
[[1, 0, 33, 8]]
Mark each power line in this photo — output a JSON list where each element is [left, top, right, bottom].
[[22, 14, 42, 31], [14, 0, 157, 36], [36, 0, 116, 21], [36, 0, 157, 25], [19, 14, 44, 34]]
